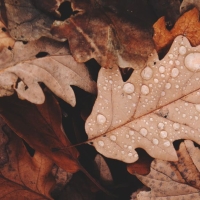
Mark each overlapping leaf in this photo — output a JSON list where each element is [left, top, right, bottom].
[[0, 37, 96, 106], [135, 140, 200, 199], [51, 0, 155, 69], [85, 35, 200, 164]]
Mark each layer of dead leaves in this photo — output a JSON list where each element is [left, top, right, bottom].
[[1, 0, 200, 199]]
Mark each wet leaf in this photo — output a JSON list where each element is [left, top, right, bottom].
[[135, 140, 200, 199], [85, 35, 200, 164], [0, 91, 80, 173], [0, 119, 55, 199], [51, 0, 154, 69], [4, 0, 56, 41], [153, 8, 200, 52], [0, 37, 96, 106]]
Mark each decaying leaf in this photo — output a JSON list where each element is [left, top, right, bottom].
[[180, 0, 200, 13], [135, 140, 200, 199], [0, 121, 55, 199], [0, 21, 14, 51], [51, 0, 154, 69], [3, 0, 56, 41], [0, 37, 96, 106], [153, 8, 200, 52], [0, 91, 80, 173], [85, 35, 200, 164]]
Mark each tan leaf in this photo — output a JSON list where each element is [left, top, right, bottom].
[[0, 38, 96, 106], [180, 0, 200, 13], [4, 0, 56, 41], [51, 0, 154, 69], [85, 35, 200, 163], [135, 140, 200, 199], [0, 21, 14, 51], [0, 118, 55, 199]]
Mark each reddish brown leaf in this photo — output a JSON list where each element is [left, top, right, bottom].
[[0, 91, 80, 173]]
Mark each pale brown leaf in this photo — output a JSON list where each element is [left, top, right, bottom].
[[85, 36, 200, 163], [135, 140, 200, 199]]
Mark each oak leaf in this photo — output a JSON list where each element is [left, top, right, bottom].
[[153, 8, 200, 52], [0, 118, 55, 199], [51, 0, 154, 69], [4, 0, 56, 41], [85, 35, 200, 164], [0, 37, 96, 106], [135, 140, 200, 199], [0, 91, 80, 173]]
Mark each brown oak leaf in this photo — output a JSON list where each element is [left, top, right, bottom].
[[153, 8, 200, 52], [51, 0, 155, 69], [135, 140, 200, 199], [0, 91, 80, 173], [85, 35, 200, 164]]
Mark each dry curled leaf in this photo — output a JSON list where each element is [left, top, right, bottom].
[[153, 8, 200, 52], [85, 35, 200, 164], [180, 0, 200, 14], [0, 91, 80, 173], [0, 122, 55, 199], [0, 37, 96, 106], [0, 21, 14, 51], [4, 0, 56, 41], [51, 0, 154, 69], [135, 140, 200, 199]]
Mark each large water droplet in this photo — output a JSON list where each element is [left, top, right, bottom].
[[173, 123, 180, 130], [153, 138, 159, 145], [97, 114, 107, 124], [123, 83, 135, 94], [140, 128, 148, 136], [185, 53, 200, 72], [158, 122, 164, 130], [98, 140, 104, 147], [159, 66, 165, 73], [141, 66, 153, 80], [160, 131, 168, 138], [195, 104, 200, 112], [141, 85, 150, 95], [179, 46, 187, 55], [171, 68, 179, 77], [110, 135, 117, 141], [164, 140, 170, 147], [165, 83, 171, 89]]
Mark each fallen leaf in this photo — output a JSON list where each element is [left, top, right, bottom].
[[51, 0, 155, 69], [0, 21, 14, 51], [0, 91, 80, 173], [85, 35, 200, 164], [0, 37, 96, 106], [153, 8, 200, 52], [0, 117, 55, 199], [135, 140, 200, 199], [180, 0, 200, 14], [32, 0, 68, 17], [3, 0, 56, 41]]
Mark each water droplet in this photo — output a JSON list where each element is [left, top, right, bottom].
[[126, 134, 130, 138], [161, 91, 165, 96], [195, 104, 200, 112], [128, 146, 132, 150], [154, 78, 158, 83], [128, 153, 133, 157], [127, 95, 132, 99], [185, 53, 200, 72], [121, 151, 125, 154], [171, 68, 179, 77], [168, 54, 173, 59], [160, 131, 168, 138], [169, 60, 173, 65], [109, 80, 113, 84], [129, 130, 134, 135], [182, 114, 186, 118], [158, 122, 164, 130], [140, 128, 148, 136], [173, 123, 180, 130], [195, 116, 199, 120], [98, 140, 104, 147], [134, 154, 138, 158], [165, 83, 171, 89], [141, 85, 150, 95], [153, 138, 159, 145], [175, 85, 179, 89], [175, 60, 180, 65], [103, 86, 107, 90], [141, 66, 153, 80], [97, 114, 107, 124], [110, 135, 117, 141], [159, 66, 165, 73], [164, 140, 170, 147], [179, 46, 187, 55], [123, 83, 135, 94]]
